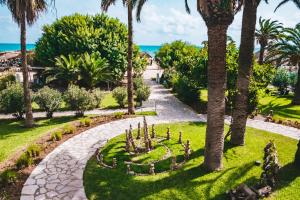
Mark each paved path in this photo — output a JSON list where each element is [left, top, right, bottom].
[[21, 64, 300, 200]]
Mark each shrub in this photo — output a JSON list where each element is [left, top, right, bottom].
[[112, 87, 127, 108], [50, 131, 63, 141], [64, 85, 97, 117], [136, 85, 150, 106], [79, 118, 92, 127], [33, 86, 62, 118], [35, 13, 145, 82], [16, 153, 33, 169], [0, 71, 16, 90], [173, 77, 199, 104], [114, 112, 124, 119], [26, 144, 41, 158], [272, 68, 290, 95], [63, 124, 76, 134], [92, 88, 104, 108], [0, 83, 25, 119], [0, 170, 17, 186], [133, 77, 144, 90]]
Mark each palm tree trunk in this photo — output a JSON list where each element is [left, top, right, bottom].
[[21, 12, 34, 128], [293, 63, 300, 105], [204, 25, 228, 171], [127, 0, 135, 114], [258, 43, 266, 65], [231, 0, 259, 145]]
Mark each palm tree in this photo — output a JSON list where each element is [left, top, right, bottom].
[[182, 0, 243, 171], [44, 54, 80, 86], [255, 17, 283, 65], [267, 25, 300, 104], [0, 0, 49, 127], [101, 0, 138, 114], [275, 0, 300, 11], [79, 52, 111, 89], [230, 0, 264, 146]]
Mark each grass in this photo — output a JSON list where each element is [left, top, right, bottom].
[[135, 111, 157, 116], [101, 92, 119, 109], [84, 122, 300, 200], [0, 116, 77, 164], [258, 94, 300, 122]]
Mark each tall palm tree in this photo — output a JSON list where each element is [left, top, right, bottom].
[[181, 0, 243, 171], [230, 0, 263, 146], [0, 0, 49, 127], [275, 0, 300, 11], [268, 25, 300, 104], [255, 17, 283, 65], [231, 0, 300, 146], [101, 0, 138, 114]]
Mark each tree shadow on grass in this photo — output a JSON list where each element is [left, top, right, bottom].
[[273, 162, 300, 192], [0, 116, 76, 140], [85, 155, 259, 200]]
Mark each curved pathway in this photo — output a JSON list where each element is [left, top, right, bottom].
[[21, 64, 300, 200]]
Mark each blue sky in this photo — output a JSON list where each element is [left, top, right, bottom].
[[0, 0, 299, 45]]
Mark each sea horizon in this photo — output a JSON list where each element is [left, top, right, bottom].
[[0, 43, 161, 57]]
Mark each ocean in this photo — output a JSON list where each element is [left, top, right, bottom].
[[0, 43, 160, 57]]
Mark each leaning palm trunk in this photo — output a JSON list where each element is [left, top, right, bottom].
[[127, 0, 135, 114], [21, 11, 34, 127], [231, 0, 260, 145], [204, 24, 228, 171], [293, 63, 300, 105]]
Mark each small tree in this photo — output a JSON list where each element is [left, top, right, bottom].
[[272, 68, 290, 95], [64, 85, 97, 117], [92, 88, 104, 108], [136, 85, 150, 106], [0, 71, 16, 90], [0, 83, 25, 119], [112, 87, 127, 108], [33, 86, 62, 118]]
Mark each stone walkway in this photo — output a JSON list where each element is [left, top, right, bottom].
[[21, 64, 300, 200]]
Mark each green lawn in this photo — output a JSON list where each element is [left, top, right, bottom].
[[101, 92, 119, 109], [258, 95, 300, 122], [0, 116, 77, 164], [84, 122, 300, 200]]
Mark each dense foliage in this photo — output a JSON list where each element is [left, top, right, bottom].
[[33, 87, 62, 118], [157, 40, 275, 113], [0, 71, 16, 91], [36, 13, 147, 84], [0, 83, 25, 119], [112, 87, 127, 108]]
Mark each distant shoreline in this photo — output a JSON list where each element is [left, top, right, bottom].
[[0, 43, 161, 57]]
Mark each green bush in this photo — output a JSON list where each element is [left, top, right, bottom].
[[79, 118, 92, 127], [33, 86, 62, 118], [35, 13, 145, 83], [26, 144, 41, 158], [0, 71, 16, 91], [136, 85, 150, 106], [272, 68, 290, 95], [16, 153, 33, 169], [0, 170, 17, 186], [112, 87, 127, 108], [64, 85, 97, 117], [173, 77, 199, 104], [63, 124, 76, 134], [50, 131, 63, 141], [92, 88, 104, 108], [0, 83, 25, 119], [133, 77, 144, 90], [114, 112, 124, 119]]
